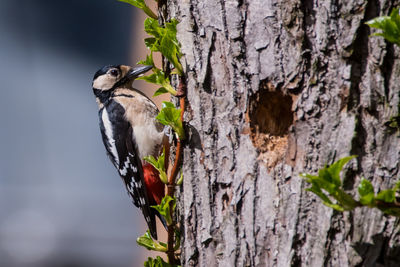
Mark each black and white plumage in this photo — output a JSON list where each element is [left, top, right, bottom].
[[92, 65, 166, 239]]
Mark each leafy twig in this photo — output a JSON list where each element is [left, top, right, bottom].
[[301, 156, 400, 217], [137, 54, 177, 96], [121, 0, 185, 264], [137, 230, 168, 252]]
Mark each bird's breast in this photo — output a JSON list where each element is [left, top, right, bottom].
[[112, 89, 164, 159], [132, 124, 163, 159]]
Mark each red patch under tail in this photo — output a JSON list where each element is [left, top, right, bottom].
[[142, 162, 165, 205]]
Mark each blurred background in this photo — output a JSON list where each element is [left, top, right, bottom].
[[0, 0, 162, 266]]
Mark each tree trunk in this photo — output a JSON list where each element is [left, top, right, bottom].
[[165, 0, 400, 266]]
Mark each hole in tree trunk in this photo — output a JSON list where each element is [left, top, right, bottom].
[[247, 81, 294, 168]]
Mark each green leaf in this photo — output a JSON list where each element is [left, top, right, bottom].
[[316, 168, 335, 190], [136, 53, 179, 97], [313, 173, 338, 195], [327, 156, 356, 187], [376, 189, 396, 203], [388, 117, 399, 129], [159, 172, 168, 184], [151, 195, 176, 225], [367, 16, 390, 28], [144, 256, 178, 267], [322, 201, 345, 212], [144, 18, 162, 39], [358, 179, 374, 196], [137, 53, 155, 66], [358, 178, 375, 205], [137, 68, 177, 96], [119, 0, 158, 19], [393, 180, 400, 192], [173, 228, 181, 251], [300, 173, 319, 181], [157, 107, 181, 124], [366, 8, 400, 46], [143, 151, 168, 184], [159, 19, 183, 75], [391, 8, 400, 33], [306, 185, 333, 205], [154, 87, 169, 96], [335, 188, 359, 210], [143, 18, 183, 75], [145, 37, 157, 49], [143, 155, 158, 166], [301, 156, 358, 212], [176, 171, 183, 185], [138, 73, 159, 84], [119, 0, 145, 8], [156, 106, 182, 131], [162, 101, 175, 108], [137, 231, 168, 252], [156, 102, 185, 140]]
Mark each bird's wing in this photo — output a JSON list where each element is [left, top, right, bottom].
[[124, 126, 157, 238], [99, 103, 157, 239]]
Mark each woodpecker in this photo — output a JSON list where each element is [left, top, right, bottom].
[[92, 64, 166, 239]]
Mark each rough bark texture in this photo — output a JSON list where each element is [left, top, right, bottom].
[[166, 0, 400, 266]]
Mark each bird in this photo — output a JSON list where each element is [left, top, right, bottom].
[[92, 64, 166, 239]]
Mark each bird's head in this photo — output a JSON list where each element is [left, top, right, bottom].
[[92, 64, 152, 91]]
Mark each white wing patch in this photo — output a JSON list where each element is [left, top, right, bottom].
[[140, 197, 146, 206], [145, 216, 151, 223], [127, 153, 138, 173], [119, 157, 131, 176], [128, 181, 135, 194], [130, 164, 137, 173], [101, 109, 120, 166]]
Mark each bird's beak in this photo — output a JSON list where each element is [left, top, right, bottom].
[[112, 65, 153, 90], [126, 65, 152, 80]]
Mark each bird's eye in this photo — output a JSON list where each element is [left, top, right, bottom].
[[110, 69, 119, 77]]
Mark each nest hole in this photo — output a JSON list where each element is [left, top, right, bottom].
[[248, 85, 294, 168], [251, 90, 293, 136]]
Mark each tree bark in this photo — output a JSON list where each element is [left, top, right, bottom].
[[165, 0, 400, 266]]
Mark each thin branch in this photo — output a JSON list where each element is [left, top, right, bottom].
[[352, 199, 400, 216], [370, 200, 400, 210], [166, 76, 186, 265]]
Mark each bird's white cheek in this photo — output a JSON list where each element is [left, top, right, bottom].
[[93, 75, 116, 90]]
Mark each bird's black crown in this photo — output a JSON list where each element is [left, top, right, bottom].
[[93, 65, 120, 81]]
